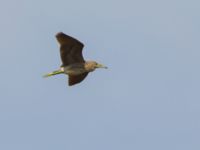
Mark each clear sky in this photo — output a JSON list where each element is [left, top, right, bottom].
[[0, 0, 200, 149]]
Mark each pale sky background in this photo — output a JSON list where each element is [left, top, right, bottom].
[[0, 0, 200, 150]]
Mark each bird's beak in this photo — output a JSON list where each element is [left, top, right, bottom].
[[96, 63, 108, 69]]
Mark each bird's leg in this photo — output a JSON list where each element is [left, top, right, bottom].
[[43, 69, 64, 78]]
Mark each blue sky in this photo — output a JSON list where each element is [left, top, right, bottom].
[[0, 0, 200, 149]]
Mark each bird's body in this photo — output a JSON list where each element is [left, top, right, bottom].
[[44, 32, 107, 86], [62, 63, 87, 75], [61, 61, 97, 75]]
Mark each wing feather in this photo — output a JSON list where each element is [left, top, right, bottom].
[[68, 73, 88, 86], [56, 32, 85, 66]]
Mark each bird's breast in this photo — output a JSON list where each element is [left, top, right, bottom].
[[63, 65, 87, 75]]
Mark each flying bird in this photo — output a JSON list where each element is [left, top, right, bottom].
[[44, 32, 107, 86]]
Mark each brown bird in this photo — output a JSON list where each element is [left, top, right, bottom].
[[44, 32, 107, 86]]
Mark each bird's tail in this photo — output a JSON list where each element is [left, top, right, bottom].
[[43, 69, 64, 78]]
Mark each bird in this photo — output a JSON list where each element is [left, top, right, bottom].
[[44, 32, 107, 86]]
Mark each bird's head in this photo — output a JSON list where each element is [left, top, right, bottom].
[[85, 61, 107, 72]]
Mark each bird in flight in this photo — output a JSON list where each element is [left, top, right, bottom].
[[44, 32, 107, 86]]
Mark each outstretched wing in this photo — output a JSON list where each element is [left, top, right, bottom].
[[68, 73, 88, 86], [56, 32, 85, 66]]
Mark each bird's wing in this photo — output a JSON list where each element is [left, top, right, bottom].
[[68, 73, 88, 86], [56, 32, 85, 66]]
